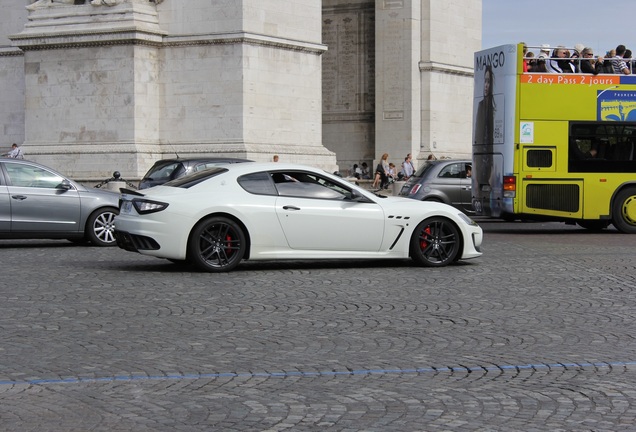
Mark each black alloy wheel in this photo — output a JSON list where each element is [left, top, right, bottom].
[[410, 217, 461, 267], [188, 216, 246, 272]]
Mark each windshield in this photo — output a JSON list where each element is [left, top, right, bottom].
[[143, 161, 185, 182], [163, 167, 228, 188], [412, 161, 435, 177]]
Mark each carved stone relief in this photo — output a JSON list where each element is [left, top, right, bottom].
[[26, 0, 163, 10], [26, 0, 75, 11]]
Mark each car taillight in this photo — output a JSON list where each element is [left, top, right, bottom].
[[132, 199, 169, 214], [410, 184, 421, 195], [503, 176, 516, 198]]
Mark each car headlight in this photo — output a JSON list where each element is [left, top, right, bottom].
[[457, 212, 478, 226], [133, 199, 169, 214]]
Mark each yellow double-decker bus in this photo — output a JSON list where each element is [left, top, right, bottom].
[[472, 43, 636, 233]]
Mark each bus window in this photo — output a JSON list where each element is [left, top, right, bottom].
[[569, 122, 636, 172]]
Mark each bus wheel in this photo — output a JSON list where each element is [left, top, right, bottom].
[[577, 220, 610, 232], [612, 187, 636, 233]]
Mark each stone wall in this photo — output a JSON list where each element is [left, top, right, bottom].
[[0, 0, 481, 181]]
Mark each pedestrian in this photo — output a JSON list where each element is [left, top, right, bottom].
[[387, 162, 396, 184], [3, 143, 25, 159], [272, 154, 279, 162], [400, 153, 415, 180], [352, 163, 362, 179], [360, 162, 370, 179], [372, 153, 390, 190]]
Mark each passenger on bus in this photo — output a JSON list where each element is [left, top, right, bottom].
[[612, 45, 631, 75], [601, 49, 616, 73], [525, 52, 536, 72], [534, 56, 548, 73], [624, 49, 636, 73], [580, 47, 604, 75], [547, 46, 577, 73], [521, 42, 529, 72]]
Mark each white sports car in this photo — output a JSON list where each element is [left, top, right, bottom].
[[114, 162, 483, 272]]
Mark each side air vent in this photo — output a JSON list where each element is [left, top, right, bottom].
[[526, 184, 579, 212]]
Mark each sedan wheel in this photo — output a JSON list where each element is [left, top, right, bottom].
[[188, 216, 246, 272], [410, 217, 461, 267], [86, 207, 118, 246]]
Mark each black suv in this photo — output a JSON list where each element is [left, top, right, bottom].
[[138, 157, 251, 189]]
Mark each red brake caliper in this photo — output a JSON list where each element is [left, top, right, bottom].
[[420, 226, 431, 250], [225, 234, 233, 256]]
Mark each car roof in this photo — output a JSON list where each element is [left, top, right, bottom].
[[429, 159, 471, 165], [207, 162, 332, 174], [151, 157, 251, 165], [162, 162, 350, 187]]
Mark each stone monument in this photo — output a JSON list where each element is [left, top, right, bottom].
[[1, 0, 480, 181], [8, 0, 336, 181]]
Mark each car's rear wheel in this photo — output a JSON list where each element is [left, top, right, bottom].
[[188, 216, 246, 272], [86, 207, 118, 246], [612, 187, 636, 233], [410, 217, 461, 267]]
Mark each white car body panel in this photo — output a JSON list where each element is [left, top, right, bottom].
[[114, 162, 483, 265], [275, 196, 385, 251]]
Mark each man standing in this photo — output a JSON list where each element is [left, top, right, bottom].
[[612, 45, 631, 75]]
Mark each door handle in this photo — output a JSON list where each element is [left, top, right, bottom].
[[11, 195, 27, 200], [282, 205, 301, 211]]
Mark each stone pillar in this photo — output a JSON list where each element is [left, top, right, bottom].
[[0, 3, 28, 150], [11, 0, 166, 180], [10, 0, 337, 181]]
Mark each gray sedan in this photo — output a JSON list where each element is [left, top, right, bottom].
[[399, 159, 474, 214], [0, 159, 120, 246]]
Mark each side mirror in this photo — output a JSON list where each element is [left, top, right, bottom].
[[350, 189, 371, 202], [57, 179, 73, 191]]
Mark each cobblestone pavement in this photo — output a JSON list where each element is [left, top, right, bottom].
[[1, 220, 636, 431]]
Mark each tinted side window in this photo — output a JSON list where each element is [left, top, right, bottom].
[[569, 122, 636, 172], [237, 172, 277, 195], [438, 163, 463, 178], [4, 163, 67, 189], [271, 171, 351, 200]]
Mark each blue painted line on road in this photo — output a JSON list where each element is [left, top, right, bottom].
[[1, 360, 635, 387]]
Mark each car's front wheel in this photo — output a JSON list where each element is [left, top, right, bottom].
[[188, 216, 246, 272], [86, 207, 118, 246], [410, 217, 461, 267]]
